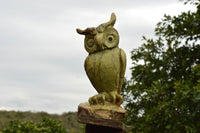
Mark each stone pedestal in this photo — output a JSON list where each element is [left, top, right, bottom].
[[78, 102, 132, 133]]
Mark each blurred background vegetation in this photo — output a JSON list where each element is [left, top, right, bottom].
[[0, 0, 199, 133], [121, 0, 200, 132], [0, 111, 84, 133]]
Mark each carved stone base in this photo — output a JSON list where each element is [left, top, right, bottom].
[[78, 102, 132, 132]]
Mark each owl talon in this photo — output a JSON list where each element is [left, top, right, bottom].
[[89, 93, 106, 105], [89, 91, 123, 106], [89, 96, 97, 105], [107, 91, 123, 106], [97, 94, 106, 105], [116, 94, 123, 106]]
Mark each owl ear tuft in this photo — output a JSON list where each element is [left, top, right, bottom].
[[76, 28, 84, 34], [110, 13, 116, 27], [76, 27, 96, 35], [104, 12, 116, 28], [97, 13, 116, 33]]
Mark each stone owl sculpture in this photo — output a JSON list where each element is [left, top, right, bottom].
[[77, 13, 126, 106]]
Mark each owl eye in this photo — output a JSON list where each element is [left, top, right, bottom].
[[108, 35, 114, 42], [87, 38, 95, 47], [103, 28, 119, 49], [85, 36, 97, 54]]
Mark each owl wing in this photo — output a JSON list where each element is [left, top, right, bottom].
[[118, 48, 126, 93]]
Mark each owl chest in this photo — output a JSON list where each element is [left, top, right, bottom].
[[84, 48, 120, 80]]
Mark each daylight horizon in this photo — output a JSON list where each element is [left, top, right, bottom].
[[0, 0, 196, 114]]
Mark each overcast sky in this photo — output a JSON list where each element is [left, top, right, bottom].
[[0, 0, 196, 114]]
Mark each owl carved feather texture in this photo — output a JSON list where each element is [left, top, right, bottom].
[[77, 13, 126, 106]]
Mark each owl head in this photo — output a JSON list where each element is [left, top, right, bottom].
[[77, 13, 119, 54]]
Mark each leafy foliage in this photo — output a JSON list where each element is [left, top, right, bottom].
[[122, 1, 200, 132], [0, 111, 83, 133], [1, 117, 67, 133]]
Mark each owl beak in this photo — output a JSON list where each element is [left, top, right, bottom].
[[94, 33, 105, 50]]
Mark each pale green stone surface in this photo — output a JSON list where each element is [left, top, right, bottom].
[[77, 13, 126, 106]]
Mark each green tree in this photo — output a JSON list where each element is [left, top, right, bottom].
[[1, 117, 67, 133], [122, 0, 200, 132]]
